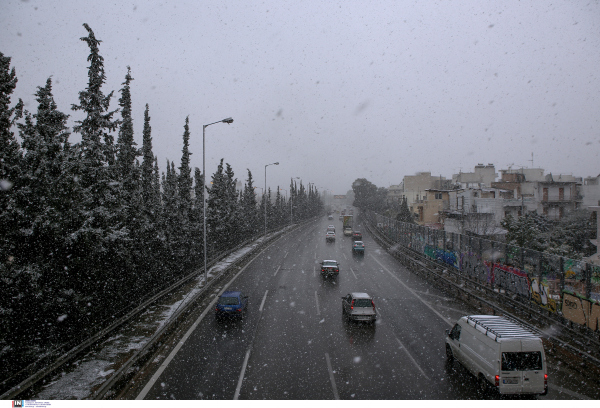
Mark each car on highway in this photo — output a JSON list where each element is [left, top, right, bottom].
[[328, 214, 333, 220], [352, 231, 362, 241], [352, 241, 365, 255], [326, 231, 336, 242], [343, 226, 352, 236], [339, 215, 343, 221], [341, 292, 376, 323], [320, 260, 340, 277], [327, 225, 335, 232], [215, 290, 248, 319]]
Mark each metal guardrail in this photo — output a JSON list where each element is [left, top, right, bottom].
[[363, 217, 600, 371], [1, 219, 316, 400]]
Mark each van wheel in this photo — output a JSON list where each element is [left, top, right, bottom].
[[445, 344, 454, 363]]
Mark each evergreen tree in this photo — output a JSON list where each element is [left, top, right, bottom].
[[396, 197, 415, 224], [240, 169, 259, 237], [178, 117, 193, 216], [71, 24, 119, 166], [206, 159, 228, 253], [0, 51, 23, 189], [115, 67, 138, 183], [140, 104, 154, 207]]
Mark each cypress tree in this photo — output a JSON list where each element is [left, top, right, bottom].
[[141, 104, 154, 206], [178, 117, 192, 216], [115, 66, 138, 183]]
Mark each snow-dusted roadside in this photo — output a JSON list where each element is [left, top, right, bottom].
[[35, 229, 290, 399]]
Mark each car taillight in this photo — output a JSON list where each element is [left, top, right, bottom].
[[544, 374, 548, 386], [237, 308, 242, 312], [351, 299, 354, 310], [495, 375, 499, 387], [371, 300, 376, 310]]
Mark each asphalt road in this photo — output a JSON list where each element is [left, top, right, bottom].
[[137, 211, 599, 400]]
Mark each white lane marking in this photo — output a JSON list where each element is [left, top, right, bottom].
[[349, 268, 357, 279], [234, 348, 252, 400], [325, 353, 340, 400], [314, 252, 317, 259], [136, 247, 263, 400], [259, 290, 268, 312], [370, 254, 452, 327], [314, 266, 316, 278], [549, 383, 591, 400], [274, 265, 281, 277], [343, 253, 348, 260], [414, 290, 451, 301], [393, 335, 430, 380], [284, 251, 289, 258], [315, 291, 321, 315]]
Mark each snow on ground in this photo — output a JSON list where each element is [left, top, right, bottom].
[[35, 228, 289, 399]]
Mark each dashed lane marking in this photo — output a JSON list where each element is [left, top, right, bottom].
[[393, 334, 430, 381], [315, 291, 321, 315], [274, 265, 281, 277], [349, 268, 357, 279], [370, 254, 452, 327], [325, 353, 339, 400], [259, 290, 268, 312]]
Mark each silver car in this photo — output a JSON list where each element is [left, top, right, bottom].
[[341, 292, 377, 323]]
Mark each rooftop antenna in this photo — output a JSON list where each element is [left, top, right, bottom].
[[529, 152, 534, 168]]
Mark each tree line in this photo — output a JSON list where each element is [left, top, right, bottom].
[[0, 24, 322, 380]]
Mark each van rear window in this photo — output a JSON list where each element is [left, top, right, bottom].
[[501, 352, 542, 371], [353, 299, 372, 307]]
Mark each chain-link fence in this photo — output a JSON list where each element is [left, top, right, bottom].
[[364, 210, 600, 331]]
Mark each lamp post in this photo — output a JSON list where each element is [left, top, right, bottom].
[[203, 117, 233, 285], [264, 162, 279, 236]]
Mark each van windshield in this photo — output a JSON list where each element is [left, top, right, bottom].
[[501, 352, 542, 371]]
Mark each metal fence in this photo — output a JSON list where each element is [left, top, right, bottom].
[[365, 210, 600, 331]]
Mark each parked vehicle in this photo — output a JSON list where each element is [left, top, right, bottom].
[[352, 231, 362, 241], [445, 315, 548, 395], [215, 290, 248, 319], [326, 231, 336, 242], [352, 241, 365, 254], [341, 292, 376, 323], [320, 260, 340, 277]]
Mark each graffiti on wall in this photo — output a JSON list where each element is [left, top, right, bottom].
[[424, 245, 459, 268], [562, 292, 600, 331], [530, 278, 558, 313]]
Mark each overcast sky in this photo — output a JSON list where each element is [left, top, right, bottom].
[[2, 0, 599, 196]]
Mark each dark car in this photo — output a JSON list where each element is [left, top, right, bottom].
[[352, 231, 362, 241], [342, 292, 377, 323], [320, 260, 340, 277], [352, 241, 365, 255], [215, 290, 248, 319]]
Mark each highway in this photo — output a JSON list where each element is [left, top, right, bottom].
[[136, 211, 599, 400]]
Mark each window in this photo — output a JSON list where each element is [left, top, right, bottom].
[[559, 187, 564, 200], [353, 299, 372, 307], [450, 324, 461, 341], [435, 193, 442, 200], [501, 352, 542, 371], [219, 296, 239, 305], [543, 188, 548, 201]]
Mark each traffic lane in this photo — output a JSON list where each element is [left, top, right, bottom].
[[142, 294, 258, 399], [237, 253, 337, 398], [314, 260, 469, 398], [142, 221, 319, 399]]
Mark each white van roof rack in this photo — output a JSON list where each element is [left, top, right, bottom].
[[466, 315, 540, 342]]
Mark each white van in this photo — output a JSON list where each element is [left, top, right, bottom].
[[445, 315, 548, 396]]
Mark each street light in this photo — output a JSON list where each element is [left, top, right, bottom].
[[203, 117, 233, 285], [265, 162, 279, 236]]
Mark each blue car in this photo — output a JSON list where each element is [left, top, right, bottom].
[[352, 241, 365, 255], [215, 290, 248, 319]]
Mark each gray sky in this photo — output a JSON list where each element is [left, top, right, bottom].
[[2, 0, 599, 196]]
